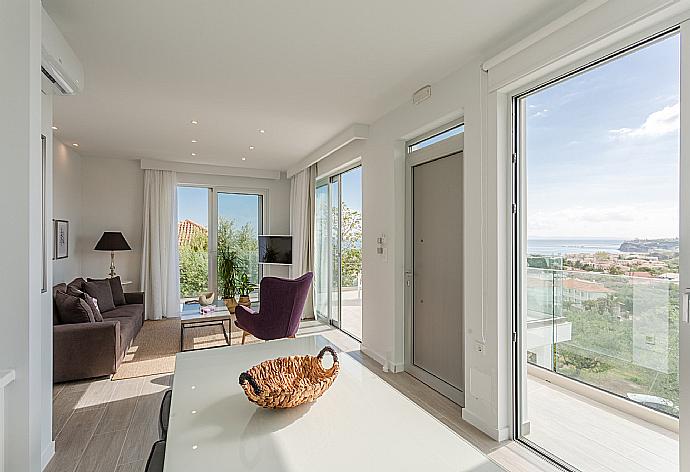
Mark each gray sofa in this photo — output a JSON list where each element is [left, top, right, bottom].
[[53, 278, 145, 383]]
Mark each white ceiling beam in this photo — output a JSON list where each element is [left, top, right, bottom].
[[286, 123, 369, 178], [140, 158, 282, 180]]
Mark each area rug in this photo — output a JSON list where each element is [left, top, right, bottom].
[[111, 318, 260, 380]]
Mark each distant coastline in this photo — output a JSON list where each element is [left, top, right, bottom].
[[528, 238, 679, 256]]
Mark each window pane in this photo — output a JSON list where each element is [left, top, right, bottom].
[[177, 187, 209, 301], [217, 193, 262, 289], [408, 124, 464, 152]]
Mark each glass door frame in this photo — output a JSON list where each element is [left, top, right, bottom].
[[510, 27, 682, 471], [315, 163, 362, 341], [177, 183, 267, 304]]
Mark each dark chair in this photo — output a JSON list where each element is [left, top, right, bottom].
[[145, 439, 166, 472], [159, 389, 172, 439], [235, 272, 314, 344]]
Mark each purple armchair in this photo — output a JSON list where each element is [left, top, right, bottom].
[[234, 272, 314, 344]]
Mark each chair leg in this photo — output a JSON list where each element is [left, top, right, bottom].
[[288, 335, 296, 339], [241, 331, 247, 345]]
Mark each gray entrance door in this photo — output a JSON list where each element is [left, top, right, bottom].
[[411, 152, 464, 396]]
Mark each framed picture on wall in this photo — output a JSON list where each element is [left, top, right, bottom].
[[54, 219, 69, 259]]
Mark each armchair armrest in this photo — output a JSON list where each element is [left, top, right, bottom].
[[124, 291, 145, 305], [235, 305, 259, 333], [53, 320, 121, 383]]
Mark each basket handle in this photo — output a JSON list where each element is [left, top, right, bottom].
[[239, 372, 262, 395], [317, 346, 338, 365]]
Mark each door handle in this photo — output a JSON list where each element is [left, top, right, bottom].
[[682, 288, 690, 324]]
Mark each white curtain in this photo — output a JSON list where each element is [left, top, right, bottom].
[[290, 164, 316, 319], [140, 169, 179, 320]]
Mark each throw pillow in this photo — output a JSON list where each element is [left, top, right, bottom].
[[67, 277, 86, 292], [88, 276, 126, 306], [55, 291, 95, 324], [67, 286, 103, 322], [83, 280, 116, 313]]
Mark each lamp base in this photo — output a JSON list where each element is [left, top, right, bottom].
[[108, 251, 117, 278]]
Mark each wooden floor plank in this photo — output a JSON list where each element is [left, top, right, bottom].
[[95, 377, 144, 435], [117, 376, 168, 466], [115, 460, 146, 472], [75, 429, 128, 472], [46, 408, 105, 472]]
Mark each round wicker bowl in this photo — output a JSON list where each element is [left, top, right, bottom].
[[239, 346, 339, 409]]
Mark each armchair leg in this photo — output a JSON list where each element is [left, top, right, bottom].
[[242, 331, 247, 345], [288, 335, 296, 339]]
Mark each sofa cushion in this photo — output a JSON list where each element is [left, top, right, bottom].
[[105, 316, 139, 351], [52, 283, 67, 325], [102, 304, 144, 330], [67, 286, 103, 322], [83, 279, 116, 313], [67, 277, 86, 292], [55, 291, 95, 324], [88, 276, 126, 306]]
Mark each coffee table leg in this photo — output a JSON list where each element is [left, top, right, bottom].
[[180, 324, 184, 352], [222, 321, 230, 346]]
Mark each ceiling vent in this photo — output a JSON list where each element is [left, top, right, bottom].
[[412, 85, 431, 105]]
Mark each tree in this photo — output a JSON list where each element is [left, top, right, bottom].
[[340, 203, 362, 287]]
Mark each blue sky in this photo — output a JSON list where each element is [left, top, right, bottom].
[[341, 166, 362, 212], [177, 187, 260, 230], [526, 34, 680, 239]]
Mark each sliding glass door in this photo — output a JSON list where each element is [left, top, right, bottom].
[[177, 186, 263, 313], [514, 31, 680, 471], [314, 166, 362, 340]]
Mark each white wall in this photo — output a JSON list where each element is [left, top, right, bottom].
[[52, 139, 83, 284], [80, 158, 144, 287], [0, 2, 44, 472]]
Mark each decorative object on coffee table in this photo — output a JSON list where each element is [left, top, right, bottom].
[[54, 219, 69, 259], [239, 346, 339, 409], [218, 248, 241, 313], [94, 231, 132, 277], [198, 292, 215, 306]]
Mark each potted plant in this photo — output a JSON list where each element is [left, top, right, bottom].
[[218, 248, 241, 313], [238, 272, 257, 308]]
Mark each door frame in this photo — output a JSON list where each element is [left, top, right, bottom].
[[509, 26, 684, 471], [404, 126, 465, 406], [315, 164, 363, 341]]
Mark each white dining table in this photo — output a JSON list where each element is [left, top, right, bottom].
[[165, 335, 502, 472]]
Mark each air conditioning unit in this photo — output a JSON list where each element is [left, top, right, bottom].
[[41, 7, 84, 95]]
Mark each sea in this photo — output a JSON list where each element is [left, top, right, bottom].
[[527, 239, 624, 256]]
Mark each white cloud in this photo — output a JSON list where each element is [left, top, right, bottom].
[[609, 103, 679, 139]]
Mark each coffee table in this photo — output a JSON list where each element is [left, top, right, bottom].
[[179, 310, 233, 352]]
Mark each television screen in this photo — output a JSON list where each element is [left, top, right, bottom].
[[258, 235, 292, 265]]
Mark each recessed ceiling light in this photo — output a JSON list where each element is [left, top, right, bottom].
[[259, 129, 265, 134], [249, 146, 254, 150], [51, 126, 58, 130], [191, 120, 198, 125], [191, 139, 198, 143], [242, 157, 246, 161], [72, 143, 79, 147], [191, 152, 197, 156]]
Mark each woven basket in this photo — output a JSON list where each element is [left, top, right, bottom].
[[239, 346, 339, 408]]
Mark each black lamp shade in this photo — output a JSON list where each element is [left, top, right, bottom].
[[94, 232, 132, 251]]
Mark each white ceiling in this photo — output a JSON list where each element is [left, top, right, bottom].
[[44, 0, 582, 171]]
